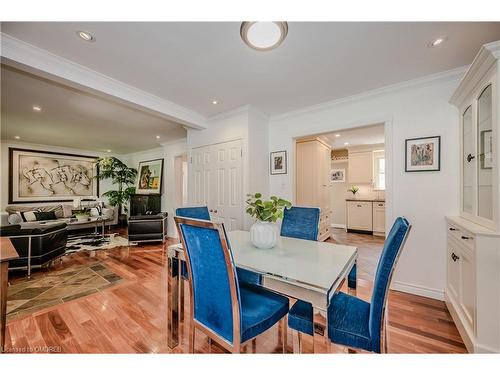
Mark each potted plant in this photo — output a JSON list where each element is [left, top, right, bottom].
[[95, 157, 138, 227], [348, 185, 359, 196], [74, 208, 91, 222], [246, 193, 291, 249]]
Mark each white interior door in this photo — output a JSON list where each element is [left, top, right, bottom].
[[190, 139, 243, 230]]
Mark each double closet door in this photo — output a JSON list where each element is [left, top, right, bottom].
[[189, 139, 243, 231]]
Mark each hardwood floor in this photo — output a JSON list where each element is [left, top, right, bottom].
[[2, 228, 467, 354]]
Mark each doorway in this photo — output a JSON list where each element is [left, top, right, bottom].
[[174, 154, 188, 209]]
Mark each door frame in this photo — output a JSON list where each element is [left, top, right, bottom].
[[291, 118, 394, 234]]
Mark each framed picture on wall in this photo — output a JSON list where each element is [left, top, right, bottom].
[[9, 148, 98, 204], [270, 151, 287, 175], [405, 136, 441, 172], [330, 168, 345, 183], [136, 158, 164, 194]]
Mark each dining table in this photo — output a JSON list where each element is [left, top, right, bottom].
[[166, 230, 357, 353], [1, 237, 19, 353]]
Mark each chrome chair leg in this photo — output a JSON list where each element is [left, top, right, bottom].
[[292, 330, 301, 354], [179, 278, 185, 322], [188, 323, 195, 353]]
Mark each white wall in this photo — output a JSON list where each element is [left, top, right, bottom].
[[268, 74, 462, 300], [0, 140, 118, 209]]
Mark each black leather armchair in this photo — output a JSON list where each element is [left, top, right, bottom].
[[0, 222, 68, 275], [128, 213, 168, 243]]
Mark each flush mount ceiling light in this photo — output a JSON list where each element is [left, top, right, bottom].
[[32, 105, 41, 111], [106, 149, 112, 153], [77, 31, 95, 42], [14, 136, 20, 140], [240, 22, 288, 51], [344, 142, 349, 146], [212, 100, 218, 105], [335, 134, 341, 138], [156, 135, 161, 139], [429, 37, 446, 47]]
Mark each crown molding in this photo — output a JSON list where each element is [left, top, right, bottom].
[[206, 104, 251, 122], [450, 40, 500, 108], [0, 33, 207, 130], [271, 65, 468, 122]]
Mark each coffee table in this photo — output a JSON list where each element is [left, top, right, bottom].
[[66, 216, 106, 238]]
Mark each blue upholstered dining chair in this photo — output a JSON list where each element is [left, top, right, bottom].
[[280, 206, 320, 241], [174, 216, 290, 353], [287, 217, 411, 353]]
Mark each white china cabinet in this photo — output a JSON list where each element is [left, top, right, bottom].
[[447, 41, 500, 353]]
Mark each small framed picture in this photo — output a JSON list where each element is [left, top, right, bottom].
[[330, 168, 345, 183], [480, 130, 492, 169], [405, 136, 441, 172], [136, 158, 164, 194], [270, 151, 287, 175]]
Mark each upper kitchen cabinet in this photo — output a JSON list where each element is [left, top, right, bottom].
[[348, 151, 373, 184], [450, 41, 500, 231]]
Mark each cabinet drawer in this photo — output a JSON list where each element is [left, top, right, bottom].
[[374, 202, 385, 209], [447, 224, 475, 253]]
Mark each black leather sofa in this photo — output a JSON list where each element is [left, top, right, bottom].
[[128, 213, 168, 243], [0, 222, 68, 275]]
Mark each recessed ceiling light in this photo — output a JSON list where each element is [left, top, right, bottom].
[[32, 105, 41, 111], [14, 136, 20, 140], [106, 149, 112, 153], [156, 135, 161, 139], [335, 134, 341, 138], [212, 100, 218, 105], [344, 142, 349, 146], [429, 37, 446, 47], [77, 31, 95, 42], [240, 22, 288, 51]]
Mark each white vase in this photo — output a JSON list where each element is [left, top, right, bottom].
[[250, 221, 278, 249]]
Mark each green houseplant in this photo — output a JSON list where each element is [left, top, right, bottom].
[[348, 185, 360, 196], [95, 157, 138, 222], [246, 193, 291, 249]]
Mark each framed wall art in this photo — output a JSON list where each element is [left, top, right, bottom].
[[270, 151, 287, 175], [9, 148, 99, 203], [136, 158, 164, 194], [405, 136, 441, 172], [330, 168, 345, 183]]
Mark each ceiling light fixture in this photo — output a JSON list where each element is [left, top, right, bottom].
[[156, 135, 161, 139], [212, 100, 218, 105], [429, 37, 446, 47], [344, 142, 349, 146], [32, 105, 41, 111], [77, 31, 95, 42], [106, 149, 112, 153], [14, 136, 20, 140], [240, 22, 288, 51], [335, 134, 341, 138]]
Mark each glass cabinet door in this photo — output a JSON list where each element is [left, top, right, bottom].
[[477, 85, 493, 221], [462, 106, 474, 215]]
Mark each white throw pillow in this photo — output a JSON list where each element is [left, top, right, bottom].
[[22, 211, 38, 222], [8, 213, 23, 224], [90, 207, 100, 217]]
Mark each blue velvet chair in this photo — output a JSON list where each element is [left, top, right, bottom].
[[287, 217, 411, 353], [175, 216, 290, 353], [280, 206, 320, 241]]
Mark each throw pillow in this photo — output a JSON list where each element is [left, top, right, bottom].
[[62, 205, 74, 218], [34, 211, 58, 221], [21, 209, 42, 222], [8, 213, 23, 224], [90, 207, 100, 217]]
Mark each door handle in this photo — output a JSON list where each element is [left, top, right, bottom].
[[466, 154, 475, 163], [213, 210, 218, 214], [449, 227, 457, 231], [461, 236, 470, 240], [451, 252, 460, 262]]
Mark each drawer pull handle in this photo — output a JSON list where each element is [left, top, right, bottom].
[[378, 204, 383, 207], [449, 227, 457, 231], [451, 252, 460, 262], [461, 236, 470, 240], [357, 205, 362, 207]]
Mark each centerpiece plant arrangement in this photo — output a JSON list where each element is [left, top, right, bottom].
[[348, 185, 359, 196], [95, 157, 138, 225], [246, 193, 291, 249]]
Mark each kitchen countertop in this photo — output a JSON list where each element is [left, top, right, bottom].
[[345, 198, 385, 202]]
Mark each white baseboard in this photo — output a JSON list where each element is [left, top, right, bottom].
[[331, 223, 346, 229], [391, 280, 444, 301]]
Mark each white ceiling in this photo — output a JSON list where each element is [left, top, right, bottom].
[[0, 65, 187, 153], [320, 123, 385, 149], [2, 22, 500, 117]]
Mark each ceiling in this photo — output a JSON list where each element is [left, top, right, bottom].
[[2, 22, 500, 117], [0, 65, 187, 153], [319, 123, 385, 149]]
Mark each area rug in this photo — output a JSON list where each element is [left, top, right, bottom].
[[6, 262, 123, 321], [65, 234, 131, 254]]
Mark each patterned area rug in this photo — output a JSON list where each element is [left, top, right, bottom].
[[7, 262, 123, 322], [65, 234, 131, 254]]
